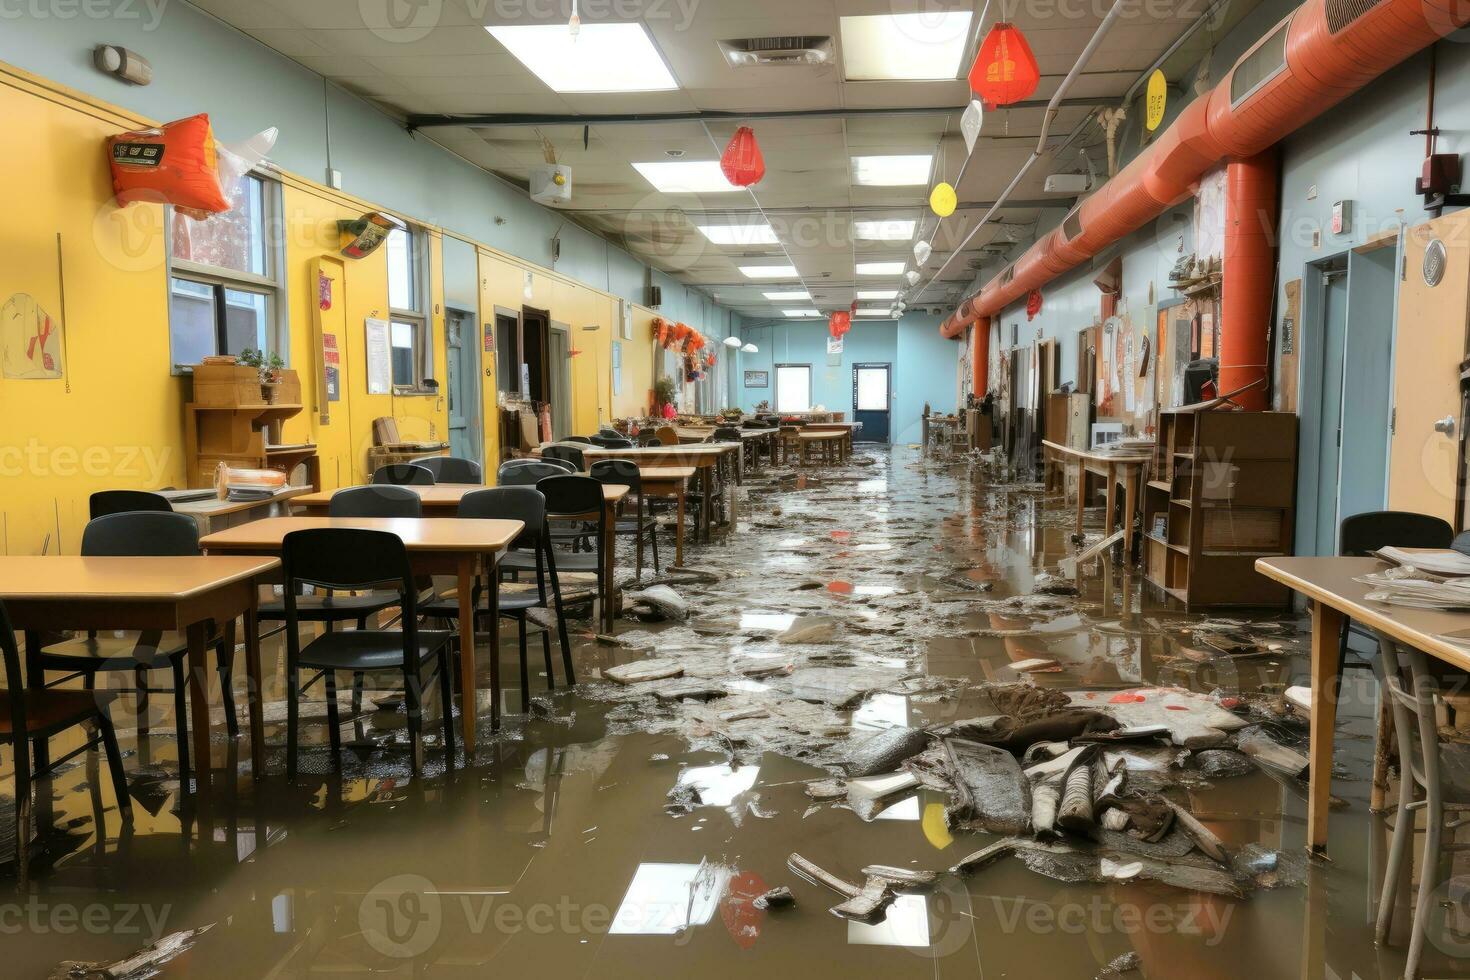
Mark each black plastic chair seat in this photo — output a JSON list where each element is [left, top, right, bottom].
[[295, 629, 454, 672], [422, 590, 545, 618], [502, 549, 598, 573], [258, 591, 401, 622], [0, 688, 120, 737], [38, 632, 186, 671]]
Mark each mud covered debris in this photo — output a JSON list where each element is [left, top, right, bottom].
[[753, 886, 795, 910], [51, 925, 213, 980], [845, 726, 929, 776]]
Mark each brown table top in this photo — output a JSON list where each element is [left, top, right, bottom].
[[0, 555, 280, 602], [1042, 439, 1153, 464], [579, 444, 734, 456], [802, 422, 860, 431], [170, 486, 312, 517], [636, 466, 696, 482], [1256, 555, 1470, 670], [200, 516, 523, 553], [799, 430, 846, 441], [297, 483, 627, 508]]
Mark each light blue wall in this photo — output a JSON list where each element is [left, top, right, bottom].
[[0, 0, 734, 320]]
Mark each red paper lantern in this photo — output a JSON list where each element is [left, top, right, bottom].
[[969, 24, 1040, 109], [1026, 289, 1043, 320], [828, 311, 851, 338], [720, 126, 765, 187]]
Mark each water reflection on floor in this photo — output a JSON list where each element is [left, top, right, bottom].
[[2, 446, 1452, 978]]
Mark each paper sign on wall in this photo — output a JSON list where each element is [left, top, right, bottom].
[[827, 335, 844, 354], [1, 293, 63, 380], [365, 317, 392, 394], [612, 340, 623, 396]]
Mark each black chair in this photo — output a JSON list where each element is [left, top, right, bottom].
[[503, 475, 606, 641], [413, 456, 483, 484], [2, 598, 131, 877], [596, 427, 622, 440], [541, 445, 585, 470], [500, 460, 574, 486], [258, 487, 424, 718], [422, 488, 573, 712], [712, 426, 742, 442], [89, 489, 171, 519], [564, 436, 593, 445], [591, 437, 635, 450], [636, 430, 661, 447], [36, 512, 236, 780], [281, 528, 455, 778], [372, 463, 435, 486], [1337, 510, 1454, 678], [590, 459, 659, 577]]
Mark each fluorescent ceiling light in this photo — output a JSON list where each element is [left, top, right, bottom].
[[741, 265, 798, 279], [697, 223, 778, 246], [486, 23, 678, 93], [854, 219, 918, 241], [858, 289, 898, 300], [840, 12, 973, 81], [857, 262, 906, 276], [783, 309, 821, 317], [763, 290, 809, 300], [852, 154, 933, 187], [856, 308, 892, 316], [632, 160, 743, 194]]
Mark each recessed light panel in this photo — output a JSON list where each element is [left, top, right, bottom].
[[632, 160, 744, 194], [839, 12, 973, 81], [486, 23, 678, 93], [741, 265, 799, 279], [698, 223, 779, 245], [857, 262, 906, 276], [854, 219, 918, 241], [852, 155, 933, 187]]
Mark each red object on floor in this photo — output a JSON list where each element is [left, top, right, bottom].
[[1109, 691, 1147, 704], [827, 580, 854, 594]]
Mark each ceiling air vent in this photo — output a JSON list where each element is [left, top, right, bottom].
[[718, 36, 835, 68], [1062, 206, 1084, 242], [1230, 18, 1290, 108], [1327, 0, 1386, 32]]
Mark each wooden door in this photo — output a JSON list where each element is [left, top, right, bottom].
[[1388, 209, 1470, 522]]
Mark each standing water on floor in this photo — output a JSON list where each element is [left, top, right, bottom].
[[3, 447, 1450, 978]]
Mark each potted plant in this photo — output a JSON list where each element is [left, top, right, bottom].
[[239, 347, 286, 403], [653, 376, 677, 415]]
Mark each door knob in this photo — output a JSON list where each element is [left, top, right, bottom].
[[1435, 415, 1456, 436]]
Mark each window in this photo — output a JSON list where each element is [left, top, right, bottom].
[[168, 173, 281, 370], [386, 226, 434, 392], [775, 364, 812, 413]]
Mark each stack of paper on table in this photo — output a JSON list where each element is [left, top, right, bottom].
[[1374, 547, 1470, 578], [1357, 563, 1470, 609]]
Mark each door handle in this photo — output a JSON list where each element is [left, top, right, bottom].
[[1435, 415, 1456, 436]]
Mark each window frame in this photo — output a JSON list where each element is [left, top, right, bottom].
[[775, 363, 812, 414], [387, 224, 435, 395], [165, 172, 285, 374]]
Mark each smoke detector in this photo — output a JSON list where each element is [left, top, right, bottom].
[[718, 36, 835, 67]]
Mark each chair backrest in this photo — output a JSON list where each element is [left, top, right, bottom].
[[741, 419, 765, 429], [0, 598, 30, 738], [541, 445, 585, 470], [413, 456, 482, 484], [499, 460, 574, 486], [1339, 511, 1454, 557], [372, 463, 435, 486], [589, 458, 642, 494], [82, 511, 200, 557], [537, 474, 605, 521], [330, 485, 424, 518], [281, 529, 419, 643], [655, 426, 680, 446], [712, 426, 741, 442], [89, 489, 173, 520], [564, 435, 593, 444], [459, 486, 545, 551], [637, 430, 661, 447], [591, 436, 634, 449], [596, 427, 622, 440]]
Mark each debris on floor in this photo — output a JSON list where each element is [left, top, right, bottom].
[[51, 925, 213, 980]]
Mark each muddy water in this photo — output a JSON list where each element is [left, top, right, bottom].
[[1, 447, 1446, 978]]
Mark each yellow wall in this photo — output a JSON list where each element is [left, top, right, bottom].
[[0, 63, 669, 554]]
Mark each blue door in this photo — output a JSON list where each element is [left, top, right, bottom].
[[852, 363, 891, 443]]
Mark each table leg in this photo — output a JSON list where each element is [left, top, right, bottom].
[[1308, 601, 1345, 854], [1122, 471, 1137, 563], [24, 630, 48, 774], [1074, 461, 1086, 535], [1103, 464, 1117, 535], [185, 620, 214, 803], [485, 553, 501, 735], [676, 486, 686, 566], [701, 466, 712, 543], [457, 554, 483, 745], [602, 502, 618, 632], [243, 600, 265, 779]]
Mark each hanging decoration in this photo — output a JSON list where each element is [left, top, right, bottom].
[[1026, 288, 1044, 321], [705, 351, 717, 368], [652, 316, 670, 346], [720, 126, 765, 187], [828, 310, 851, 338], [107, 113, 231, 217], [968, 24, 1040, 109], [929, 182, 958, 218], [1145, 69, 1168, 132], [672, 321, 691, 346], [904, 270, 921, 287], [914, 240, 933, 265], [960, 99, 985, 153]]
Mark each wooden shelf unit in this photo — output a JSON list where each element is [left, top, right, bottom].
[[183, 365, 319, 490], [1142, 407, 1297, 610]]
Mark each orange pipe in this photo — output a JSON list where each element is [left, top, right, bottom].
[[938, 0, 1470, 339], [972, 316, 991, 398], [1219, 150, 1279, 409]]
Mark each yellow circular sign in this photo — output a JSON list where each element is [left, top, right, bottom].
[[930, 182, 958, 217], [1145, 69, 1168, 132]]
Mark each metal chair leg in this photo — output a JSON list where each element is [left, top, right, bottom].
[[286, 665, 301, 781], [436, 650, 456, 763], [324, 671, 342, 755], [170, 661, 191, 782], [97, 705, 133, 824], [517, 616, 530, 713]]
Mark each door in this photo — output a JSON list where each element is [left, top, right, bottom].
[[1312, 267, 1348, 556], [547, 322, 571, 441], [1389, 210, 1470, 522], [1338, 245, 1398, 523], [852, 363, 891, 443], [445, 308, 481, 463]]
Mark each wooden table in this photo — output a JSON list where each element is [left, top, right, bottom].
[[201, 517, 521, 748], [798, 430, 847, 465], [542, 444, 738, 544], [675, 427, 777, 469], [294, 483, 630, 633], [637, 466, 695, 566], [802, 421, 859, 459], [1043, 440, 1153, 556], [1253, 555, 1470, 855], [0, 555, 279, 807], [166, 487, 312, 535]]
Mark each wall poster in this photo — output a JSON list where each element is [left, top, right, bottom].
[[1, 293, 64, 380], [744, 370, 769, 388], [365, 317, 392, 395]]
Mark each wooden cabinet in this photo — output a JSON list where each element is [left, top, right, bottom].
[[183, 364, 318, 489], [1142, 407, 1297, 609]]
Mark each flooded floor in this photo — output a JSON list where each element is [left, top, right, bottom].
[[4, 446, 1458, 978]]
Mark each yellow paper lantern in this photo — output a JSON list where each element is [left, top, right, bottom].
[[930, 181, 958, 217], [1145, 69, 1168, 132]]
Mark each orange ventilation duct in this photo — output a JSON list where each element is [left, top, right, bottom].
[[972, 316, 991, 398], [1219, 150, 1279, 408], [939, 0, 1469, 340]]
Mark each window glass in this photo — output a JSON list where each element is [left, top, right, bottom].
[[169, 278, 217, 368], [387, 227, 416, 311], [856, 367, 888, 410], [170, 175, 266, 276], [391, 321, 418, 387], [776, 365, 811, 413], [223, 289, 270, 355]]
